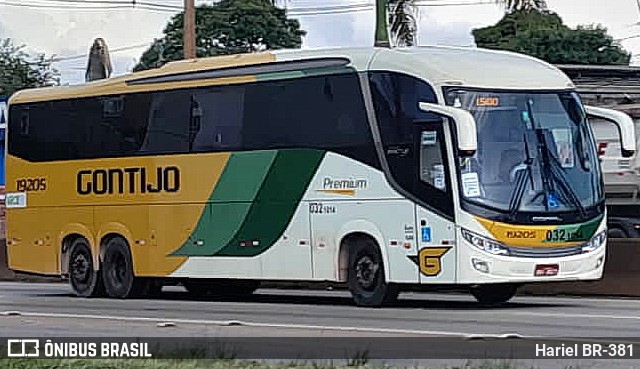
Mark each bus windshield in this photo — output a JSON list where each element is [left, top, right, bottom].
[[444, 89, 603, 221]]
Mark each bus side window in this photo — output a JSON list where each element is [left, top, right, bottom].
[[419, 130, 446, 192], [20, 113, 29, 135], [139, 91, 191, 154], [190, 87, 244, 152]]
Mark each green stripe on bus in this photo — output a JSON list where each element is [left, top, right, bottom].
[[215, 149, 325, 256], [211, 151, 277, 202], [171, 149, 325, 257], [541, 214, 603, 243]]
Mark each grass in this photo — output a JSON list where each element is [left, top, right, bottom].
[[0, 358, 566, 369]]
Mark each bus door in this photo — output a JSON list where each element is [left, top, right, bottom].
[[413, 122, 457, 284]]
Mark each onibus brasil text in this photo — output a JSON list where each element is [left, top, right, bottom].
[[6, 339, 152, 358]]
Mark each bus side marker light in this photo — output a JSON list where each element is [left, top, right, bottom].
[[390, 240, 398, 246], [252, 240, 260, 247], [403, 242, 412, 249]]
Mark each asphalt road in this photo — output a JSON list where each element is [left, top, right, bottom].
[[1, 282, 640, 368]]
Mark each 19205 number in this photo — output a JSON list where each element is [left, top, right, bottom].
[[16, 178, 47, 192]]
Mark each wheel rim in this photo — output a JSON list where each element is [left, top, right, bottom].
[[111, 251, 127, 287], [355, 255, 379, 291], [71, 251, 91, 286]]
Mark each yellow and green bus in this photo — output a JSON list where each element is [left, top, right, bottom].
[[5, 46, 635, 306]]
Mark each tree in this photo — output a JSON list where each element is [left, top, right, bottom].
[[473, 9, 631, 65], [0, 38, 59, 97], [376, 0, 546, 48], [494, 0, 547, 12], [389, 0, 417, 47], [134, 0, 306, 71], [374, 0, 417, 47]]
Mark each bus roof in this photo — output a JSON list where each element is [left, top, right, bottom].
[[9, 46, 575, 105]]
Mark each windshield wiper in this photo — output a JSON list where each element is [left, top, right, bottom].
[[508, 135, 534, 217], [511, 98, 586, 218], [525, 99, 554, 213], [538, 130, 587, 219]]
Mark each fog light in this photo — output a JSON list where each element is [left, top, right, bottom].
[[595, 256, 604, 269], [472, 258, 490, 274]]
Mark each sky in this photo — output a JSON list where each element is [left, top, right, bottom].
[[2, 0, 640, 85]]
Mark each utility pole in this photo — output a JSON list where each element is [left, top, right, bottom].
[[184, 0, 196, 59], [374, 0, 390, 47]]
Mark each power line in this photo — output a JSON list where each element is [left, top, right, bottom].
[[0, 2, 177, 12], [415, 1, 495, 7], [0, 0, 179, 12], [0, 1, 131, 10], [1, 1, 372, 14], [3, 0, 497, 14], [50, 43, 152, 63], [22, 0, 183, 10]]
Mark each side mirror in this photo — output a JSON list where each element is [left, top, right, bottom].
[[419, 102, 477, 156], [585, 105, 635, 158]]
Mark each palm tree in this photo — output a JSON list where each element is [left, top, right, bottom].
[[388, 0, 417, 47], [375, 0, 416, 47], [495, 0, 548, 12], [374, 0, 549, 48]]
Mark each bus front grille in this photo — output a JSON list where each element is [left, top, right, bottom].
[[507, 244, 584, 258]]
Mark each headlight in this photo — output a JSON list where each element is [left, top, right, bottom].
[[461, 228, 509, 256], [582, 230, 607, 253]]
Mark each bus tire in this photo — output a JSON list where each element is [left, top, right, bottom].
[[68, 238, 104, 298], [607, 227, 627, 238], [470, 284, 518, 305], [347, 237, 398, 307], [101, 236, 145, 299]]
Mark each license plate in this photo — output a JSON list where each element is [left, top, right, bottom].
[[535, 264, 559, 276]]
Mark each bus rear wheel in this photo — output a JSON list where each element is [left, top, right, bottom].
[[101, 237, 146, 299], [346, 237, 398, 307], [68, 238, 104, 297], [470, 284, 519, 305]]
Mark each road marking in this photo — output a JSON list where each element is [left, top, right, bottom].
[[0, 310, 521, 338], [509, 311, 640, 321]]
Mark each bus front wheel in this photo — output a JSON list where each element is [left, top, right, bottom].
[[470, 284, 519, 305], [346, 237, 399, 307], [68, 238, 104, 298], [101, 236, 146, 299]]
